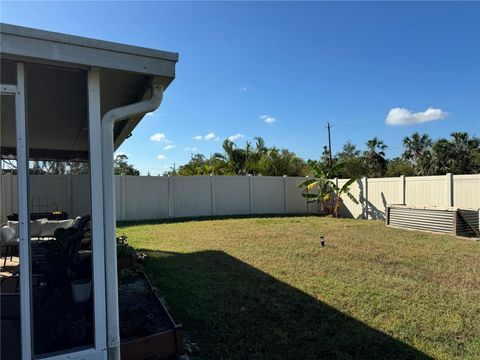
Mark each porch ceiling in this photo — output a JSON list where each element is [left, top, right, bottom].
[[0, 23, 178, 161]]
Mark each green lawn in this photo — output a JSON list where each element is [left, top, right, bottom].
[[118, 216, 480, 360]]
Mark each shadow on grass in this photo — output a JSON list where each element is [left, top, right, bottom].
[[140, 249, 432, 360]]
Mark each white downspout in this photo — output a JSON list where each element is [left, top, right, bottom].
[[101, 84, 163, 359]]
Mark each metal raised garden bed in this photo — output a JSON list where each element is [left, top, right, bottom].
[[386, 205, 479, 238], [119, 270, 184, 360]]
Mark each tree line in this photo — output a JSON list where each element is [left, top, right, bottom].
[[2, 131, 478, 177], [165, 131, 480, 178]]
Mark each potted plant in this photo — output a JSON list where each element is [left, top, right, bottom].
[[117, 243, 138, 269], [71, 278, 92, 303]]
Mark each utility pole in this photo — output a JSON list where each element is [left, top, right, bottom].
[[326, 122, 332, 168]]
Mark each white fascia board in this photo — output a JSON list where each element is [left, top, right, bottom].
[[0, 23, 178, 78]]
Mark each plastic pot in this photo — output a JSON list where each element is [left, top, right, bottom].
[[71, 279, 92, 303]]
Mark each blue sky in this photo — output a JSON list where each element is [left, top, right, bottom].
[[2, 1, 479, 175]]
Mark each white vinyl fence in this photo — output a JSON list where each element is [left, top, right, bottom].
[[1, 173, 479, 223]]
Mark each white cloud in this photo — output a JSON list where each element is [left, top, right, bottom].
[[239, 84, 250, 92], [204, 132, 216, 141], [150, 133, 166, 142], [184, 147, 198, 152], [194, 132, 216, 141], [214, 137, 221, 141], [385, 107, 448, 126], [163, 144, 176, 150], [228, 133, 244, 142], [157, 154, 167, 160], [260, 114, 276, 124]]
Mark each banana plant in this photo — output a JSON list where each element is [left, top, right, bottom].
[[298, 161, 358, 217]]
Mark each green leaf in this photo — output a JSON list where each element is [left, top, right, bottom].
[[326, 161, 346, 177], [339, 177, 359, 194], [297, 178, 318, 189]]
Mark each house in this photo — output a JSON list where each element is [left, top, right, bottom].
[[0, 23, 178, 359]]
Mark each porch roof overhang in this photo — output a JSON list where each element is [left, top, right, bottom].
[[0, 23, 178, 159]]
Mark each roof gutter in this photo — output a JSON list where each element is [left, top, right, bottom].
[[101, 83, 163, 360]]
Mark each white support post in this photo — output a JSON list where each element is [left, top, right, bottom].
[[446, 173, 454, 207], [15, 62, 33, 360], [400, 175, 406, 205], [248, 174, 253, 215], [283, 175, 287, 214], [168, 175, 174, 218], [87, 68, 108, 354], [210, 175, 216, 216]]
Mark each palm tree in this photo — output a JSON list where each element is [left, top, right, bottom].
[[247, 136, 267, 156], [363, 137, 388, 177], [448, 132, 480, 174], [213, 139, 248, 175], [402, 132, 432, 173], [245, 137, 268, 174], [424, 139, 451, 175], [366, 137, 387, 157]]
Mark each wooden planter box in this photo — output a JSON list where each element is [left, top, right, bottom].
[[119, 271, 184, 360]]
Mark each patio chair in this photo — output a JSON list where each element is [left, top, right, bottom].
[[0, 227, 18, 268], [40, 215, 91, 288], [0, 216, 92, 294]]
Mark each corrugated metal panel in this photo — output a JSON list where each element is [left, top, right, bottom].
[[456, 210, 480, 237], [388, 207, 454, 234]]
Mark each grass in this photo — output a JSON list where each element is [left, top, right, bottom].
[[117, 216, 480, 360]]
